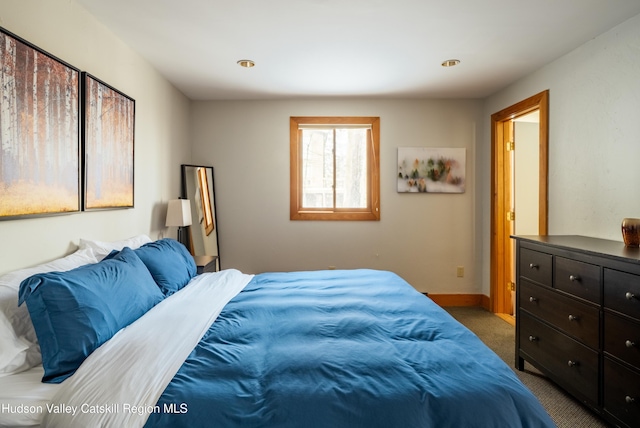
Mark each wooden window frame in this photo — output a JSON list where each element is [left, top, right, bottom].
[[290, 116, 380, 221]]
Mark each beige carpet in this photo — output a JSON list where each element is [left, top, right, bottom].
[[444, 306, 611, 428]]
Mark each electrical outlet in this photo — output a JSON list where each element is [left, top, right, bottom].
[[456, 266, 464, 278]]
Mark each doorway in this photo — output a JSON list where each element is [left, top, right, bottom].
[[490, 90, 549, 319]]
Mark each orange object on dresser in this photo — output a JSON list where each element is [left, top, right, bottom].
[[622, 218, 640, 247]]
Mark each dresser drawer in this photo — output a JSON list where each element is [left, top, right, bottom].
[[604, 268, 640, 319], [604, 312, 640, 368], [519, 248, 552, 286], [555, 257, 601, 303], [604, 357, 640, 428], [519, 312, 599, 405], [520, 280, 600, 349]]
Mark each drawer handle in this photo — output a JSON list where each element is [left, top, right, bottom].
[[569, 275, 580, 282], [568, 314, 579, 322], [529, 263, 539, 269], [567, 360, 578, 367], [529, 297, 538, 303], [626, 340, 636, 348], [528, 335, 538, 342], [626, 292, 637, 300], [625, 396, 635, 404]]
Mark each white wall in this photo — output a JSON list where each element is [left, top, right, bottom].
[[481, 13, 640, 295], [191, 99, 483, 294], [0, 0, 192, 275]]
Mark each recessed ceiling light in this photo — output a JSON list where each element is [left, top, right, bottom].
[[441, 59, 460, 67], [237, 59, 255, 68]]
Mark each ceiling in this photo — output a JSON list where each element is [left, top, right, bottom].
[[76, 0, 640, 101]]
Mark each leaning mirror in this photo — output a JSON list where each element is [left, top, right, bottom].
[[181, 164, 220, 272]]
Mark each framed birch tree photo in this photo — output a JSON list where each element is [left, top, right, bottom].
[[82, 73, 135, 210], [0, 27, 80, 220]]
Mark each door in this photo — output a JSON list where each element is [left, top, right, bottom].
[[511, 111, 541, 313], [490, 91, 549, 316]]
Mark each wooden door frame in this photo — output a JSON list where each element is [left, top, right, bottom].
[[490, 90, 549, 314]]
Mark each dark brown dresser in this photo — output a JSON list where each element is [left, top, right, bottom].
[[513, 235, 640, 428]]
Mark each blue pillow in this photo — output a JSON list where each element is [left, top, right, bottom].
[[132, 238, 197, 296], [18, 247, 165, 383]]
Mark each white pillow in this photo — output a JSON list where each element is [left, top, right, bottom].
[[0, 311, 30, 378], [0, 247, 98, 376], [79, 234, 152, 259]]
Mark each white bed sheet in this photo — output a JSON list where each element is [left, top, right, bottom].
[[0, 366, 59, 428], [43, 269, 253, 428]]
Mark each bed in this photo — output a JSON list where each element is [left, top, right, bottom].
[[0, 236, 555, 428]]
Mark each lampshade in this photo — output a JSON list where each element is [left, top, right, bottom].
[[165, 199, 192, 227]]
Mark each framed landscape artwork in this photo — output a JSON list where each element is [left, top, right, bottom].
[[397, 147, 466, 193], [82, 73, 135, 210], [0, 27, 80, 219]]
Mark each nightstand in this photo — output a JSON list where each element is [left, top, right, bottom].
[[193, 255, 219, 274]]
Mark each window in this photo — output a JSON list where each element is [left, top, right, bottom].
[[290, 116, 380, 221]]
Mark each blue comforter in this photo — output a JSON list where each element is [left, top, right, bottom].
[[145, 269, 554, 427]]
